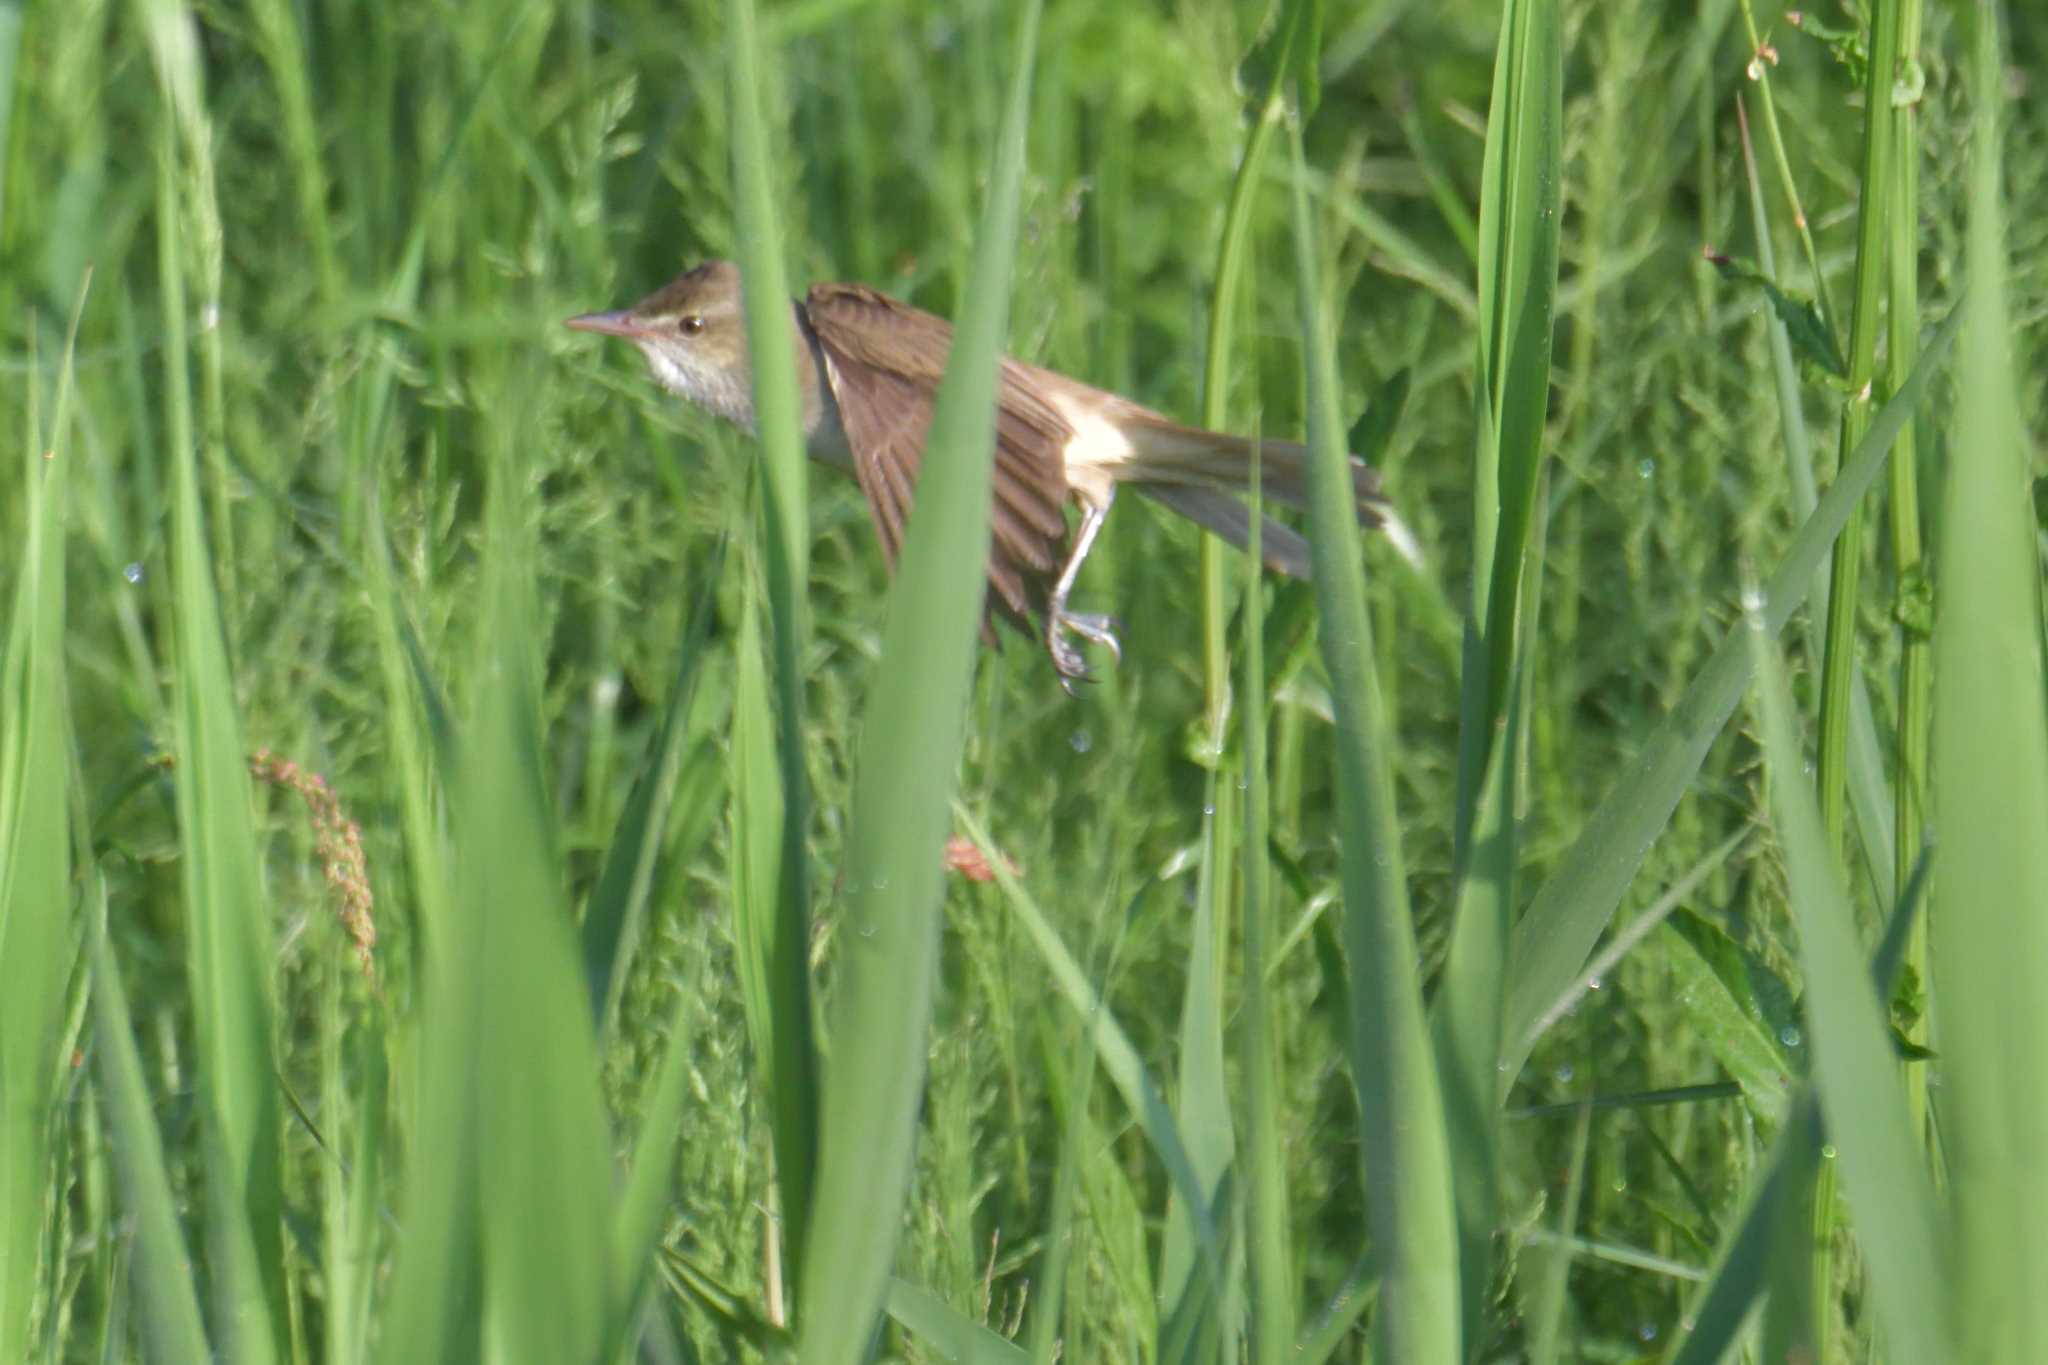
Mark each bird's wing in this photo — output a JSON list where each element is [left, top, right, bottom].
[[803, 281, 1074, 627]]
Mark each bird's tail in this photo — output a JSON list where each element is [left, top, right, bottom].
[[1123, 419, 1422, 573]]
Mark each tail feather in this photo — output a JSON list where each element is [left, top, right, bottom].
[[1136, 485, 1314, 579], [1122, 418, 1423, 571], [1124, 420, 1385, 516]]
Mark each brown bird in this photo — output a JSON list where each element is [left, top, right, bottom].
[[567, 261, 1417, 684]]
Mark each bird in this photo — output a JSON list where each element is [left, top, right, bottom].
[[566, 260, 1417, 686]]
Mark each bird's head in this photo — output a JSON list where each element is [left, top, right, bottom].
[[566, 260, 761, 429]]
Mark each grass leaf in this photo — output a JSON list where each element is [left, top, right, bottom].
[[794, 5, 1042, 1358], [886, 1279, 1031, 1364], [1503, 300, 1962, 1084], [1745, 593, 1944, 1362], [88, 889, 213, 1364], [1290, 124, 1458, 1365], [582, 540, 725, 1032], [725, 0, 821, 1279], [1933, 8, 2048, 1355], [0, 275, 84, 1365], [146, 11, 285, 1341]]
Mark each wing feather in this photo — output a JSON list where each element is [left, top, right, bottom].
[[804, 282, 1075, 630]]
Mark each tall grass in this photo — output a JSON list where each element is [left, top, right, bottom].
[[2, 0, 2044, 1361], [1932, 3, 2048, 1355]]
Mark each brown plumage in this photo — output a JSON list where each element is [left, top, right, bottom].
[[567, 262, 1419, 684]]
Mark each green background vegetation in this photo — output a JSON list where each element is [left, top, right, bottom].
[[3, 0, 2044, 1360]]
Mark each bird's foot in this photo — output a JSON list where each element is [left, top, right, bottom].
[[1048, 611, 1122, 694]]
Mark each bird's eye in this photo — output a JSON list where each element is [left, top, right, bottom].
[[679, 315, 705, 336]]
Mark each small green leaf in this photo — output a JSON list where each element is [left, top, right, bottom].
[[1786, 7, 1869, 85], [1889, 1028, 1938, 1063], [1661, 913, 1794, 1127], [1707, 252, 1847, 378]]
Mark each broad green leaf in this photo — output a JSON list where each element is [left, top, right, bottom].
[[0, 273, 83, 1365], [1290, 125, 1458, 1365], [88, 890, 212, 1365], [1747, 602, 1944, 1362], [725, 0, 819, 1279], [1933, 10, 2048, 1356], [794, 6, 1043, 1360], [1454, 0, 1561, 862], [144, 10, 285, 1343], [1660, 913, 1793, 1127]]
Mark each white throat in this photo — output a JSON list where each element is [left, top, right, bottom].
[[636, 341, 759, 434]]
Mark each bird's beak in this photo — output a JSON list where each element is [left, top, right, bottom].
[[564, 309, 648, 338]]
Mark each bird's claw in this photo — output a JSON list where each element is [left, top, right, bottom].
[[1049, 611, 1122, 694]]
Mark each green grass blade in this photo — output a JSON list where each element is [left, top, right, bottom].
[[378, 976, 483, 1365], [1523, 1100, 1590, 1365], [725, 0, 820, 1280], [147, 19, 285, 1346], [87, 888, 212, 1364], [1432, 711, 1514, 1350], [1745, 594, 1944, 1362], [1812, 0, 1913, 853], [385, 512, 614, 1362], [467, 600, 615, 1362], [1502, 301, 1962, 1084], [728, 558, 810, 1324], [1292, 1253, 1374, 1365], [1735, 96, 1897, 911], [1757, 1119, 1823, 1365], [1239, 428, 1290, 1364], [1664, 1091, 1822, 1365], [886, 1279, 1030, 1364], [1934, 7, 2048, 1355], [658, 1247, 793, 1356], [793, 5, 1042, 1357], [1881, 0, 1929, 924], [1025, 1020, 1101, 1365], [0, 3, 17, 246], [360, 478, 451, 973], [1157, 1200, 1230, 1365], [319, 977, 385, 1365], [0, 285, 83, 1365], [1194, 0, 1317, 746], [243, 0, 338, 305], [1515, 831, 1751, 1062], [1666, 854, 1924, 1364], [1289, 126, 1457, 1365], [466, 451, 616, 1361], [1160, 795, 1233, 1320], [1434, 0, 1560, 1323], [609, 977, 699, 1354], [1166, 0, 1316, 1328], [581, 541, 725, 1033], [1453, 0, 1560, 861]]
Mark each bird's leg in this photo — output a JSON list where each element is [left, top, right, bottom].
[[1046, 492, 1121, 690]]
